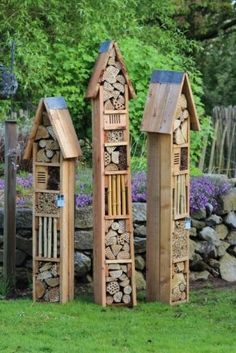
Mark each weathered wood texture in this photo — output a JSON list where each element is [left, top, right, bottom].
[[88, 41, 136, 306], [200, 106, 236, 177], [24, 97, 79, 304], [3, 121, 17, 292]]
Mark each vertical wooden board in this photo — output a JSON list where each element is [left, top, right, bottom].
[[159, 134, 172, 303], [68, 161, 75, 301], [60, 160, 70, 303], [32, 143, 37, 301], [146, 133, 161, 301], [92, 87, 106, 306], [124, 85, 136, 306]]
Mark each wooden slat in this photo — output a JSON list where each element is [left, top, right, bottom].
[[48, 108, 81, 159], [92, 87, 106, 306], [68, 161, 75, 301], [60, 160, 70, 303]]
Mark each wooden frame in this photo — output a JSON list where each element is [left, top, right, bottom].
[[142, 70, 200, 304], [23, 97, 81, 303], [87, 40, 137, 306]]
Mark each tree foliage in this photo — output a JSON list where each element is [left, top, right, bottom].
[[0, 0, 211, 166]]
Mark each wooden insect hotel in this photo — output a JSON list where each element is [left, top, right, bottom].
[[142, 70, 200, 304], [86, 40, 137, 306], [23, 97, 81, 303]]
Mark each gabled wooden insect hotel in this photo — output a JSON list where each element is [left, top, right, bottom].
[[142, 70, 200, 304], [23, 97, 81, 303], [86, 41, 137, 306]]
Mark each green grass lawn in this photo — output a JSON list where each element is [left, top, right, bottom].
[[0, 288, 235, 353]]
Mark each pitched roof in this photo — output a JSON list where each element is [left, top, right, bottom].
[[86, 40, 136, 99], [23, 97, 81, 160], [141, 70, 200, 134]]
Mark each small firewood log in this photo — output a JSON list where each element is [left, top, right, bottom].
[[35, 125, 49, 140]]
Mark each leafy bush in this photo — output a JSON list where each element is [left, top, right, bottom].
[[190, 176, 231, 214]]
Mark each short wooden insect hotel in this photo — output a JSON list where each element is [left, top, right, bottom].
[[142, 70, 200, 304], [23, 97, 81, 303], [86, 41, 137, 306]]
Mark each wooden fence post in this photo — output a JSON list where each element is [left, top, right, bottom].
[[3, 120, 17, 293]]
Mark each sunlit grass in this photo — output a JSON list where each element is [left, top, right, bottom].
[[0, 288, 236, 353]]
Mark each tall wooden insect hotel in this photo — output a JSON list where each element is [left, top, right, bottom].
[[23, 97, 81, 303], [142, 70, 200, 304], [86, 41, 137, 306]]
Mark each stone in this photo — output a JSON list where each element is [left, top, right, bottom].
[[206, 214, 222, 227], [224, 212, 236, 229], [45, 277, 60, 287], [135, 271, 146, 290], [16, 267, 31, 288], [199, 227, 221, 246], [0, 235, 3, 246], [74, 230, 93, 250], [217, 241, 230, 257], [191, 219, 206, 230], [197, 241, 217, 259], [134, 237, 146, 253], [16, 235, 32, 256], [190, 271, 210, 281], [16, 249, 27, 266], [132, 203, 146, 222], [191, 208, 206, 220], [215, 224, 228, 240], [220, 253, 236, 281], [189, 227, 197, 237], [208, 258, 220, 269], [0, 209, 3, 228], [228, 245, 236, 256], [220, 188, 236, 213], [134, 224, 147, 238], [16, 208, 32, 229], [190, 253, 208, 271], [0, 249, 3, 263], [227, 231, 236, 245], [205, 203, 214, 216], [189, 239, 201, 260], [135, 255, 145, 270], [74, 252, 91, 277], [75, 206, 93, 229]]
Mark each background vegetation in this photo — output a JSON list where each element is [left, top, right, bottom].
[[0, 0, 235, 169]]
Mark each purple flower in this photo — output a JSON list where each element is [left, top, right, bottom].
[[16, 175, 33, 188], [0, 179, 4, 189], [131, 172, 147, 202], [75, 193, 92, 208]]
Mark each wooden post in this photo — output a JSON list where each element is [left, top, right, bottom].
[[142, 70, 200, 304], [3, 120, 17, 293], [86, 41, 137, 306]]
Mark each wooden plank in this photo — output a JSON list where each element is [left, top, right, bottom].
[[146, 133, 161, 301], [60, 160, 70, 303], [32, 143, 37, 301], [159, 134, 172, 303], [48, 108, 81, 159], [3, 121, 17, 293], [92, 87, 106, 306], [183, 75, 200, 131], [68, 161, 75, 301]]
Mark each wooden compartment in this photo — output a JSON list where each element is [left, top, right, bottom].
[[86, 40, 136, 306], [142, 70, 200, 304], [23, 96, 81, 303]]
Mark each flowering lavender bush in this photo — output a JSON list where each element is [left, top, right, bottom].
[[190, 176, 231, 214], [131, 171, 147, 202]]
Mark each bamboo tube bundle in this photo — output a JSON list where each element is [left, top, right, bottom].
[[53, 218, 58, 258], [107, 175, 128, 216], [47, 217, 52, 258], [43, 217, 48, 258], [38, 217, 43, 256]]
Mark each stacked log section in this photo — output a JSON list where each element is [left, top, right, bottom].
[[105, 220, 131, 260], [35, 115, 60, 163], [102, 49, 126, 111], [172, 221, 188, 261], [106, 263, 132, 305], [35, 262, 60, 302], [173, 94, 189, 145], [171, 262, 187, 302], [104, 145, 127, 170]]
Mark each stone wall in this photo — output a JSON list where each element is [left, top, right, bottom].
[[1, 190, 236, 289]]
